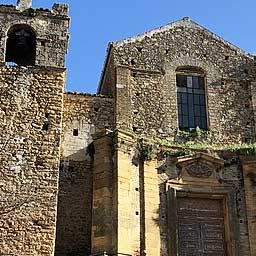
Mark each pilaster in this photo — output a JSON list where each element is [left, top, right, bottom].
[[91, 130, 116, 255], [115, 67, 132, 130], [115, 130, 140, 255], [241, 156, 256, 256], [143, 159, 161, 256]]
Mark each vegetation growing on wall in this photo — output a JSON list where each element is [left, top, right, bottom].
[[135, 129, 256, 161]]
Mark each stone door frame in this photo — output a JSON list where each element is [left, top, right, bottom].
[[166, 183, 239, 256]]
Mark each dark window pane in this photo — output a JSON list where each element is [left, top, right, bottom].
[[188, 114, 195, 128], [177, 87, 187, 93], [178, 120, 182, 128], [178, 113, 183, 127], [195, 117, 201, 127], [194, 94, 200, 104], [200, 106, 206, 117], [182, 104, 188, 115], [200, 117, 207, 129], [194, 105, 200, 116], [188, 94, 194, 108], [187, 76, 193, 88], [192, 76, 199, 89], [182, 115, 188, 127], [200, 95, 206, 105], [194, 89, 204, 94], [187, 88, 193, 94], [177, 93, 182, 103], [181, 94, 187, 104], [199, 76, 205, 89], [178, 104, 182, 114], [188, 94, 195, 128], [177, 74, 187, 87]]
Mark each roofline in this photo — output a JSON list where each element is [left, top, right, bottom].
[[65, 91, 114, 99], [97, 43, 113, 94], [97, 17, 255, 95], [113, 17, 254, 59]]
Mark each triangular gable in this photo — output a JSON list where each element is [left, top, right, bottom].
[[98, 17, 254, 94], [113, 17, 251, 58]]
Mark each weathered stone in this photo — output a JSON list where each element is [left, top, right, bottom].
[[1, 1, 256, 256]]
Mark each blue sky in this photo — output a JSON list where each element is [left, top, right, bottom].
[[3, 0, 256, 93]]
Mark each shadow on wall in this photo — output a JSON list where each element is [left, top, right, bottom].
[[55, 148, 94, 256], [54, 93, 114, 256]]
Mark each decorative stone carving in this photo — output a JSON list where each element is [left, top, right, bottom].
[[184, 162, 213, 178], [217, 165, 240, 182], [157, 162, 180, 182]]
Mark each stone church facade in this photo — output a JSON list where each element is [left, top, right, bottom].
[[0, 1, 256, 256]]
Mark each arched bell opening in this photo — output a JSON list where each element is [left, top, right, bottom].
[[5, 24, 36, 66]]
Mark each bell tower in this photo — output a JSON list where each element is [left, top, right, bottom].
[[0, 1, 70, 256], [0, 1, 69, 68], [17, 0, 32, 11]]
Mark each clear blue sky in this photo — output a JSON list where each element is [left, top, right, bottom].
[[3, 0, 256, 93]]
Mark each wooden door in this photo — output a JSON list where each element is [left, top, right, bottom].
[[177, 197, 226, 256]]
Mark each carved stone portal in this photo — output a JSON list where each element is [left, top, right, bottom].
[[184, 162, 213, 178]]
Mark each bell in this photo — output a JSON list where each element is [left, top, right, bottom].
[[15, 29, 30, 51]]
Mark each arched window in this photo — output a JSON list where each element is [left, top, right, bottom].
[[176, 66, 207, 130], [5, 24, 36, 66]]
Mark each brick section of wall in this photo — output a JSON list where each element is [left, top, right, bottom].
[[55, 93, 114, 255], [0, 66, 66, 256], [110, 18, 255, 144], [130, 71, 174, 137]]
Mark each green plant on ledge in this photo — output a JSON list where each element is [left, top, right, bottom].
[[175, 126, 211, 143], [138, 138, 154, 161], [141, 144, 154, 161], [135, 130, 256, 161]]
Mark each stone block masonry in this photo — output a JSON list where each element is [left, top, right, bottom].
[[0, 2, 69, 68], [55, 93, 114, 256], [96, 17, 256, 256], [17, 0, 32, 11], [1, 1, 256, 255], [0, 66, 66, 256], [0, 1, 70, 254], [106, 18, 256, 144]]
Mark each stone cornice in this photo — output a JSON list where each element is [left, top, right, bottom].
[[113, 129, 136, 153], [175, 152, 225, 169]]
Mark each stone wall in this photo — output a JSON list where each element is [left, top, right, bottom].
[[91, 132, 116, 256], [1, 8, 256, 256], [105, 18, 256, 144], [0, 65, 66, 256], [55, 93, 114, 256], [0, 3, 70, 68], [93, 17, 256, 256], [241, 157, 256, 256], [157, 151, 250, 256], [112, 133, 252, 256], [99, 48, 116, 97]]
